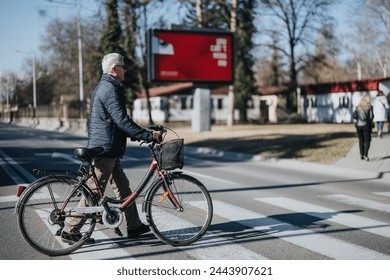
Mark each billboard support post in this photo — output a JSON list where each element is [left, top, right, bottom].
[[192, 88, 211, 132]]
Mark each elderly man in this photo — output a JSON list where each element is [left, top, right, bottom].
[[62, 53, 159, 244]]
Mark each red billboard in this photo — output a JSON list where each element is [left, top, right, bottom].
[[147, 29, 234, 84]]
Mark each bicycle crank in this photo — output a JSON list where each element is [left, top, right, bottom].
[[102, 207, 123, 229]]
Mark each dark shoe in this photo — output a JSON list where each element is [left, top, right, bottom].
[[61, 230, 95, 245], [127, 224, 151, 238], [360, 156, 364, 160]]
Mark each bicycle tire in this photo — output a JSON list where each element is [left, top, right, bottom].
[[145, 173, 213, 246], [17, 176, 97, 256]]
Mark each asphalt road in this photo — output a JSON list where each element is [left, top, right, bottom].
[[0, 123, 389, 260]]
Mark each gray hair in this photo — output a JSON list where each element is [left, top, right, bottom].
[[102, 53, 124, 74]]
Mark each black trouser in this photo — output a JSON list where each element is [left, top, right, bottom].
[[356, 125, 371, 157]]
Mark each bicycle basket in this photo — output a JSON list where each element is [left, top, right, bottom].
[[157, 139, 184, 170]]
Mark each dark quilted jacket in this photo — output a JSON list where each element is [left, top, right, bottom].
[[87, 74, 153, 158]]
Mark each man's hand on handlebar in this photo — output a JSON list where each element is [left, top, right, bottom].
[[152, 131, 162, 144]]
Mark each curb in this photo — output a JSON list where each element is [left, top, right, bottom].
[[186, 146, 390, 183]]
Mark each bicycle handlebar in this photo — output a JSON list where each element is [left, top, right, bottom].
[[148, 124, 165, 132]]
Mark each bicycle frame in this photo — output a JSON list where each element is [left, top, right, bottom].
[[76, 143, 183, 219]]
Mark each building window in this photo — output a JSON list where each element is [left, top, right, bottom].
[[217, 98, 223, 110], [310, 97, 317, 107], [180, 96, 187, 110], [339, 96, 349, 108], [247, 99, 254, 109]]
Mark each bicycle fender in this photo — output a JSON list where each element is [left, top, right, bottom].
[[14, 176, 50, 215], [142, 177, 164, 213], [13, 175, 79, 215], [141, 171, 184, 213]]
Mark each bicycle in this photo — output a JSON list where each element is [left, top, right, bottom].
[[14, 125, 213, 256]]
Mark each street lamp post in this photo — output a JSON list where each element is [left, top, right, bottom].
[[77, 2, 84, 104], [32, 55, 37, 116]]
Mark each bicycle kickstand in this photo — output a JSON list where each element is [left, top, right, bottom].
[[114, 227, 123, 237]]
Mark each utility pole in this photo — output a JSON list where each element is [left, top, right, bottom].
[[227, 0, 237, 126], [77, 1, 84, 105], [32, 55, 37, 117], [192, 0, 212, 132], [196, 0, 202, 27]]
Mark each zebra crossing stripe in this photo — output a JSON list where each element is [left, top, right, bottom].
[[145, 202, 268, 260], [35, 209, 134, 260], [255, 197, 390, 239], [0, 149, 36, 182], [75, 204, 268, 260], [373, 192, 390, 198], [69, 228, 136, 260], [0, 195, 19, 203], [213, 200, 390, 259], [184, 231, 268, 260], [322, 194, 390, 213], [32, 203, 267, 260]]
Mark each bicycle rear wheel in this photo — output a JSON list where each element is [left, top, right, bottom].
[[17, 176, 96, 256], [145, 173, 213, 246]]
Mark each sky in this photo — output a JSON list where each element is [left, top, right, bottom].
[[0, 0, 102, 74], [0, 0, 356, 75]]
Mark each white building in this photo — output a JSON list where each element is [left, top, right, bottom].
[[133, 83, 281, 123], [299, 78, 390, 123]]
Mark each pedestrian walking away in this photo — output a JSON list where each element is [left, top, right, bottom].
[[353, 94, 374, 161], [61, 53, 161, 244], [373, 90, 390, 138]]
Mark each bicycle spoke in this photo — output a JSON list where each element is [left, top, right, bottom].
[[146, 174, 213, 246], [18, 177, 96, 256]]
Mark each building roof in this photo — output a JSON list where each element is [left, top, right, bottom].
[[137, 78, 390, 98], [138, 83, 288, 98], [300, 78, 390, 95], [257, 85, 289, 96], [138, 82, 194, 98]]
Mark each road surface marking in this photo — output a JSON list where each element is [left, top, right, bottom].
[[256, 197, 390, 238], [322, 194, 390, 213], [213, 200, 389, 259]]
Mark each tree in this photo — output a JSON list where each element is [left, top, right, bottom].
[[254, 31, 287, 88], [234, 0, 256, 123], [345, 0, 390, 78], [259, 0, 335, 111], [0, 72, 19, 105], [300, 24, 347, 84], [101, 0, 124, 55], [40, 16, 102, 104], [180, 0, 257, 123], [181, 0, 230, 29], [121, 1, 142, 115]]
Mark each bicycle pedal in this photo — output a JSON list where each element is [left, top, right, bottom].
[[114, 227, 123, 237]]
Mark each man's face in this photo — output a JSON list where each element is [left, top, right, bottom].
[[112, 64, 126, 81]]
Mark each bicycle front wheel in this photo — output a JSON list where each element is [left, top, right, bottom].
[[145, 173, 213, 246], [17, 176, 96, 256]]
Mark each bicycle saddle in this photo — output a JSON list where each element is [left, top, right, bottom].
[[74, 147, 104, 162]]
